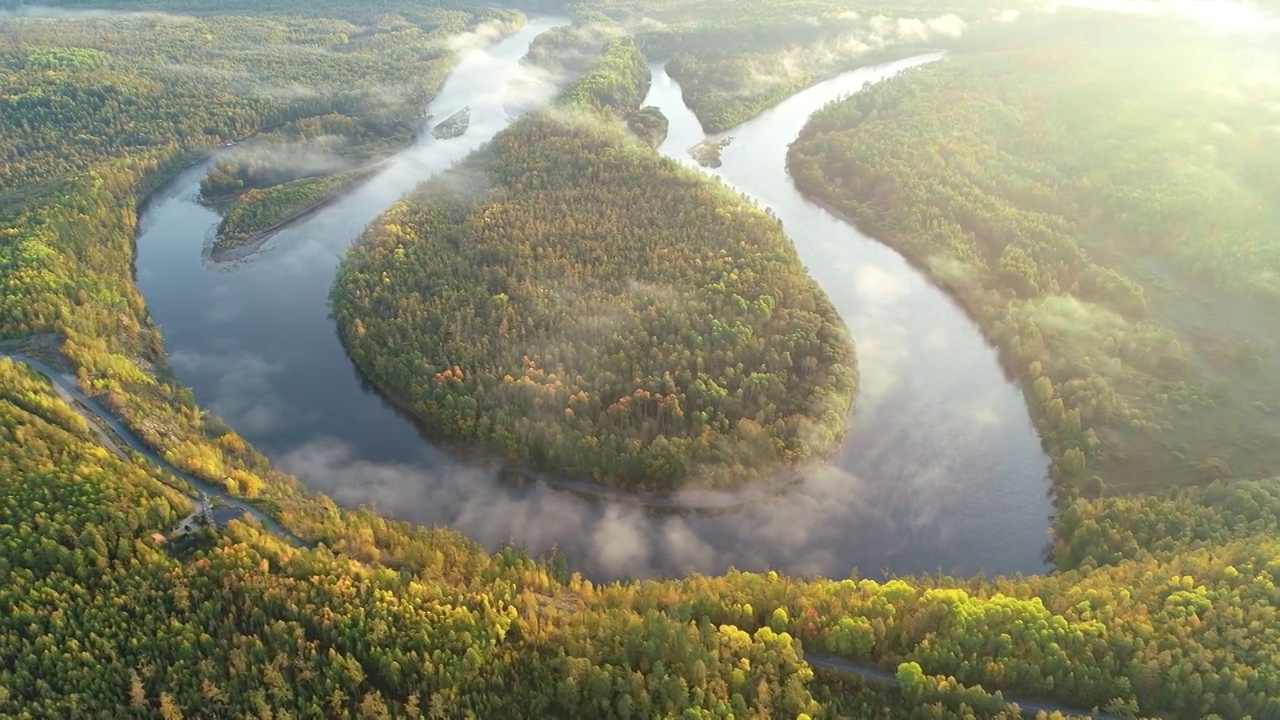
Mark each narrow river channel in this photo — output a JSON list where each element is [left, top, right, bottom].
[[134, 20, 1051, 581]]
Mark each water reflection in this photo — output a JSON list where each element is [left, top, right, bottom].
[[134, 25, 1051, 581]]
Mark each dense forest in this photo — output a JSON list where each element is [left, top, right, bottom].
[[32, 0, 990, 134], [6, 350, 1280, 718], [522, 16, 623, 74], [333, 40, 857, 491], [0, 7, 530, 207], [788, 13, 1280, 500], [4, 0, 1280, 717], [0, 359, 832, 719], [518, 0, 985, 133]]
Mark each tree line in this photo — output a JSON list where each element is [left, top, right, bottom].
[[7, 352, 1280, 718]]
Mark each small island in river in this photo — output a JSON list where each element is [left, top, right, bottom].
[[332, 43, 857, 493], [211, 168, 374, 254], [431, 106, 472, 139], [200, 111, 422, 253], [690, 136, 734, 168]]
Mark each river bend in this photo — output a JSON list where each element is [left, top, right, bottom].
[[133, 21, 1051, 580]]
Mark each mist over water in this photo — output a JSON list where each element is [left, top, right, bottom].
[[135, 20, 1052, 581]]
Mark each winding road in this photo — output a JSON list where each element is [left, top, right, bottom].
[[3, 352, 1118, 719], [805, 654, 1126, 719], [1, 351, 306, 548]]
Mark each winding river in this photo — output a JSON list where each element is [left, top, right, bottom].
[[133, 19, 1051, 581]]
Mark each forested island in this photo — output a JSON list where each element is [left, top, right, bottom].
[[626, 105, 669, 148], [332, 40, 857, 491], [198, 110, 443, 205], [690, 136, 734, 168], [212, 167, 375, 253], [788, 12, 1280, 499], [4, 0, 1280, 717]]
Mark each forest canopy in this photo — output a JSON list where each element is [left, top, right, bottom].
[[4, 1, 1280, 718], [30, 0, 996, 133], [789, 13, 1280, 498], [332, 41, 857, 491], [6, 352, 1280, 720]]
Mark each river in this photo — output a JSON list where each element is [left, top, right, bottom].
[[133, 20, 1051, 581]]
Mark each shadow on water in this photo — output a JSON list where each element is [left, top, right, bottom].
[[133, 17, 1052, 581]]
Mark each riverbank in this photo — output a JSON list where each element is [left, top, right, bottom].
[[344, 352, 817, 510], [785, 162, 1083, 511], [791, 187, 1048, 433], [0, 345, 1118, 719], [670, 43, 945, 134], [785, 35, 1280, 503], [1, 349, 308, 548]]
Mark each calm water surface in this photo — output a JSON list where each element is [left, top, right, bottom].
[[134, 25, 1052, 580]]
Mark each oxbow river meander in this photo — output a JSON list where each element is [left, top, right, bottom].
[[133, 19, 1052, 581]]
